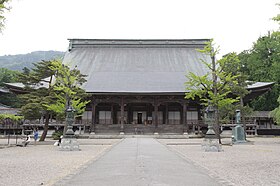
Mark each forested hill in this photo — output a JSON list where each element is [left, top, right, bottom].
[[0, 51, 65, 71]]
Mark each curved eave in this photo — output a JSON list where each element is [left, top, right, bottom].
[[244, 82, 275, 103]]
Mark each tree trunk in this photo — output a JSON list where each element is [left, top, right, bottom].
[[39, 113, 50, 141], [211, 54, 221, 144], [39, 75, 53, 141], [214, 107, 221, 144]]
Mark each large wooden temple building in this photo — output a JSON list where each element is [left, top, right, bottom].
[[62, 39, 274, 135]]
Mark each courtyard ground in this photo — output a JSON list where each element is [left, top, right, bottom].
[[0, 136, 279, 186], [0, 138, 121, 186], [158, 137, 280, 186]]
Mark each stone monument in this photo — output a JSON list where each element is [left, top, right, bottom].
[[202, 105, 222, 152], [232, 109, 246, 144], [59, 105, 80, 151]]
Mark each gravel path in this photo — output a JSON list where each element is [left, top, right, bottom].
[[159, 137, 280, 186], [1, 137, 280, 186], [0, 139, 121, 186]]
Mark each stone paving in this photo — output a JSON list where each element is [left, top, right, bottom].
[[55, 138, 220, 186]]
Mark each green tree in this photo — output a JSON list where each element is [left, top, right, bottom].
[[0, 114, 23, 124], [0, 68, 18, 86], [18, 60, 57, 141], [0, 68, 21, 107], [268, 4, 280, 125], [185, 40, 242, 142], [18, 60, 88, 141], [239, 31, 280, 110], [221, 52, 251, 138], [272, 3, 280, 25], [43, 62, 89, 134], [271, 96, 280, 125], [0, 0, 11, 32]]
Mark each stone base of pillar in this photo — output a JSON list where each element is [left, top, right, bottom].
[[89, 131, 96, 135], [183, 132, 189, 138], [202, 137, 222, 152], [59, 137, 80, 151], [119, 132, 125, 135], [153, 132, 159, 135]]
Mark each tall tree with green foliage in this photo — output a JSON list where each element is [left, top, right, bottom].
[[18, 60, 88, 141], [185, 40, 244, 142], [239, 31, 280, 111], [0, 0, 11, 32], [43, 62, 89, 134], [0, 68, 21, 107], [269, 6, 280, 123], [270, 96, 280, 125], [0, 68, 18, 86], [272, 3, 280, 25], [18, 60, 58, 141]]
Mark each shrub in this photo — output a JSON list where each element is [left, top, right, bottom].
[[52, 131, 63, 140]]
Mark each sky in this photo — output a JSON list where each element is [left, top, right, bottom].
[[0, 0, 279, 58]]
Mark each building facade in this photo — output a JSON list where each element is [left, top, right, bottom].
[[62, 39, 274, 134]]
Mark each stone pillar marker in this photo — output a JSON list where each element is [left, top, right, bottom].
[[59, 106, 80, 151], [202, 105, 222, 152], [232, 109, 246, 144]]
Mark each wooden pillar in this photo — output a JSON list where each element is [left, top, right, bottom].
[[155, 104, 158, 128], [154, 99, 159, 133], [91, 102, 97, 134], [127, 104, 131, 124], [111, 104, 114, 124], [182, 101, 188, 134], [165, 103, 169, 124], [148, 104, 152, 123], [120, 97, 124, 133]]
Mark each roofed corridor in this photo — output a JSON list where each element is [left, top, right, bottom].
[[55, 138, 220, 186]]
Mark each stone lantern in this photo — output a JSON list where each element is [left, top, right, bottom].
[[205, 105, 216, 137], [65, 106, 75, 136], [202, 104, 222, 152], [59, 105, 80, 151]]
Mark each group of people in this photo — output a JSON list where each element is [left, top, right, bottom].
[[20, 129, 39, 147], [19, 129, 64, 147]]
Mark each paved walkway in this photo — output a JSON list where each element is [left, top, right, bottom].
[[55, 138, 220, 186]]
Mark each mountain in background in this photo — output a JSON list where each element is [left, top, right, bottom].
[[0, 51, 65, 71]]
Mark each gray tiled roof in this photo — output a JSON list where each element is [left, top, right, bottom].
[[63, 39, 211, 93], [247, 82, 274, 89]]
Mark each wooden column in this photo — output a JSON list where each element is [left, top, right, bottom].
[[154, 99, 159, 133], [165, 103, 169, 124], [120, 97, 124, 133], [111, 104, 114, 124], [127, 104, 131, 124], [155, 104, 158, 128], [182, 101, 188, 134], [91, 101, 97, 134]]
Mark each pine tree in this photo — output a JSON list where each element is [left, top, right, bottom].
[[18, 60, 89, 141]]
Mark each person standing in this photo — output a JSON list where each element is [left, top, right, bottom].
[[34, 129, 39, 145]]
